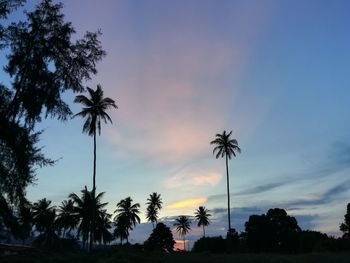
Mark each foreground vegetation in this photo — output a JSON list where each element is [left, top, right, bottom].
[[2, 250, 350, 263]]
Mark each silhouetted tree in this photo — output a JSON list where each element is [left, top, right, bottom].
[[0, 0, 105, 205], [56, 199, 79, 238], [32, 198, 59, 247], [0, 194, 18, 239], [340, 203, 350, 239], [144, 222, 175, 252], [174, 215, 191, 251], [94, 210, 113, 245], [74, 84, 117, 250], [0, 0, 25, 47], [69, 188, 108, 249], [244, 208, 300, 252], [146, 192, 163, 228], [15, 199, 33, 244], [114, 197, 140, 243], [210, 130, 241, 232], [194, 206, 211, 237], [32, 198, 56, 235], [192, 236, 226, 253], [113, 215, 128, 245], [297, 230, 329, 253]]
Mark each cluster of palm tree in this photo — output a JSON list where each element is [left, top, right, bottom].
[[172, 130, 241, 252], [15, 84, 237, 251], [173, 206, 212, 251], [5, 190, 162, 248], [72, 85, 241, 251]]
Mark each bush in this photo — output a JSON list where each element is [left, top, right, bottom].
[[192, 236, 226, 253]]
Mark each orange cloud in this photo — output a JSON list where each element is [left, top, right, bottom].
[[167, 197, 207, 209]]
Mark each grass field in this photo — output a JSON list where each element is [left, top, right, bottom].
[[2, 251, 350, 263]]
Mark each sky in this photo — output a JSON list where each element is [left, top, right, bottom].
[[2, 0, 350, 247]]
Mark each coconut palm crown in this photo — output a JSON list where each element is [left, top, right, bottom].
[[174, 215, 191, 251], [194, 206, 211, 237], [146, 192, 163, 228]]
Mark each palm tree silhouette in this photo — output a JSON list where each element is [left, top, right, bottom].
[[57, 199, 79, 238], [32, 198, 58, 247], [69, 187, 108, 249], [194, 206, 211, 237], [73, 85, 117, 250], [174, 215, 191, 251], [113, 215, 129, 245], [146, 192, 163, 228], [94, 210, 113, 245], [114, 197, 140, 243], [210, 130, 241, 231], [32, 198, 56, 236]]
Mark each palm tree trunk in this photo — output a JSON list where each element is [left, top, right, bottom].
[[89, 131, 97, 252], [203, 225, 205, 237], [183, 236, 186, 251], [226, 154, 231, 231]]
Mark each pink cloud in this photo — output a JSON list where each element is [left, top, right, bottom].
[[69, 0, 276, 164]]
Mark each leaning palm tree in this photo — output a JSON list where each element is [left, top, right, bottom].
[[114, 197, 140, 243], [210, 130, 241, 232], [194, 206, 211, 237], [73, 84, 117, 250], [174, 215, 191, 251], [146, 192, 163, 228]]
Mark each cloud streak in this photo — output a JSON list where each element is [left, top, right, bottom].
[[167, 197, 207, 209]]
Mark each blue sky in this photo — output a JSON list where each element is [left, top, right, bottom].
[[2, 0, 350, 246]]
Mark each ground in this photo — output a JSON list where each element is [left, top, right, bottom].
[[1, 251, 350, 263]]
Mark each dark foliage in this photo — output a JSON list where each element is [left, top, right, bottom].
[[244, 208, 300, 252], [340, 203, 350, 239], [297, 230, 329, 253], [0, 0, 105, 207], [144, 222, 175, 252], [0, 0, 25, 47], [192, 236, 226, 253]]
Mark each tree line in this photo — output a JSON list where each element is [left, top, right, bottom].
[[1, 0, 350, 256], [2, 191, 350, 253]]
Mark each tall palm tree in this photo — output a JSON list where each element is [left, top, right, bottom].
[[57, 199, 79, 238], [146, 192, 163, 228], [194, 206, 211, 237], [210, 130, 241, 231], [174, 215, 191, 251], [114, 197, 140, 243], [73, 84, 117, 250]]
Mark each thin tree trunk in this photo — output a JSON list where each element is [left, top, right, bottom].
[[89, 131, 97, 252], [226, 154, 231, 231], [183, 236, 186, 251], [203, 225, 205, 237]]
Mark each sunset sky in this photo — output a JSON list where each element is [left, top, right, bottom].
[[3, 0, 350, 246]]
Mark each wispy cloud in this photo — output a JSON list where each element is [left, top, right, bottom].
[[164, 163, 223, 190], [167, 197, 207, 209]]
